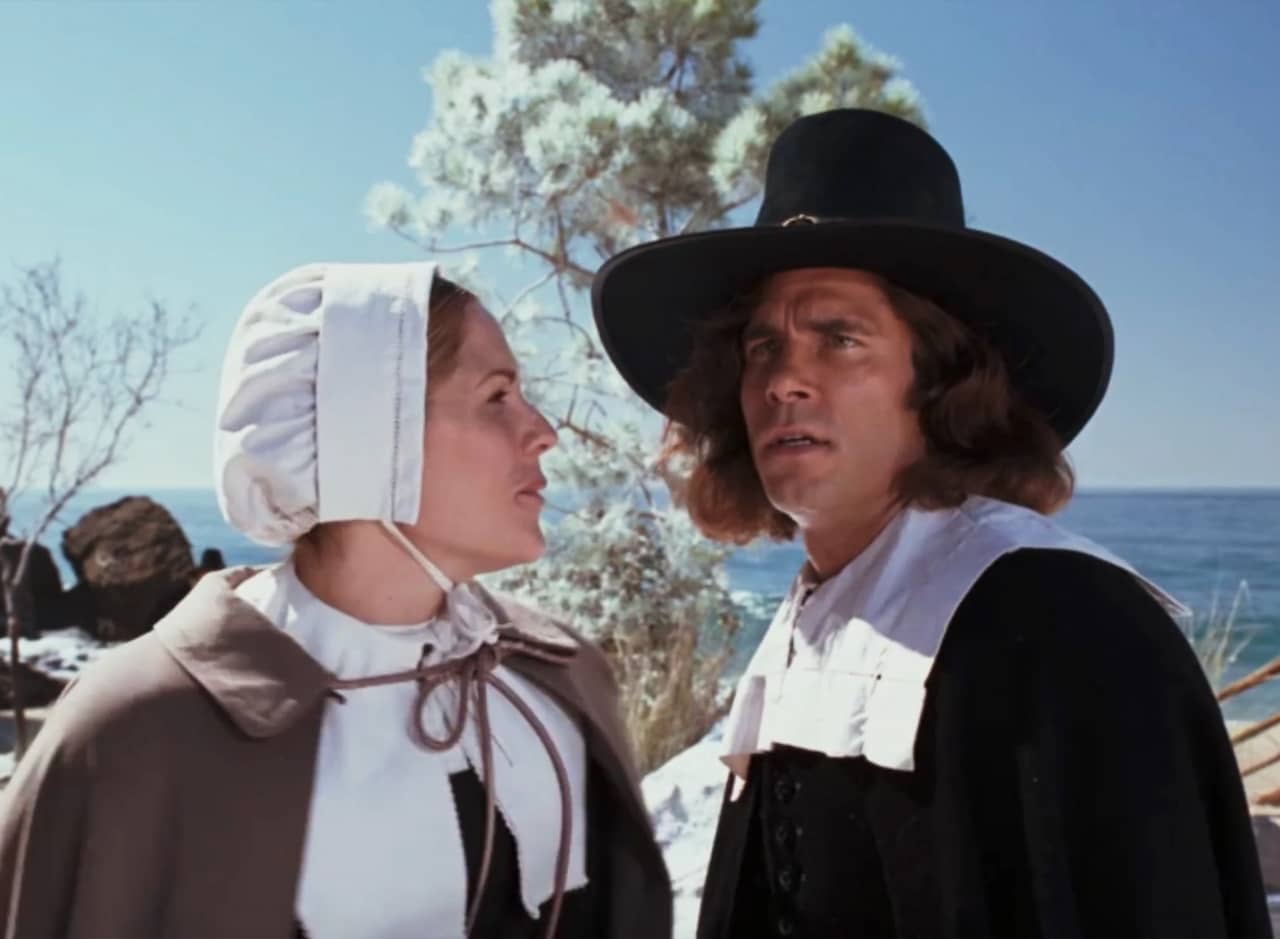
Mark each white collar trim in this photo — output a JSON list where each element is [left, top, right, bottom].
[[722, 496, 1186, 780]]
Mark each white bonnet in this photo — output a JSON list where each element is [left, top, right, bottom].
[[214, 261, 438, 546]]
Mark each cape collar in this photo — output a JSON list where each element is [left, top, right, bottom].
[[153, 567, 579, 738]]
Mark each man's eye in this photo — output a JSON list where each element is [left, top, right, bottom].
[[488, 389, 509, 403], [829, 333, 859, 349], [744, 340, 776, 361]]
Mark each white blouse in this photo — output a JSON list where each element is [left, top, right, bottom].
[[235, 561, 588, 939]]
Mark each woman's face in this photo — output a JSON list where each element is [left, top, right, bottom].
[[410, 299, 557, 579]]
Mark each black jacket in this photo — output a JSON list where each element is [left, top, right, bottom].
[[698, 549, 1270, 938]]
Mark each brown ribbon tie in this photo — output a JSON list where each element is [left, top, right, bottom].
[[329, 634, 576, 939]]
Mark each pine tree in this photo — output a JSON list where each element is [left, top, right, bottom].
[[368, 0, 924, 771]]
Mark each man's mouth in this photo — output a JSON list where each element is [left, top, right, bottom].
[[772, 434, 822, 448], [762, 428, 832, 453]]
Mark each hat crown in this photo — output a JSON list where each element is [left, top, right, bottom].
[[592, 107, 1112, 446], [756, 109, 965, 228], [214, 262, 435, 546]]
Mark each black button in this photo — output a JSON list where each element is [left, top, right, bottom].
[[773, 772, 798, 804], [776, 864, 799, 892], [773, 820, 795, 851], [776, 914, 796, 936]]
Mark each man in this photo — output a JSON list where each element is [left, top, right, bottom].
[[592, 109, 1269, 937]]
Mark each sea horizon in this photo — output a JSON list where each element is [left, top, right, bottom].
[[7, 485, 1280, 718]]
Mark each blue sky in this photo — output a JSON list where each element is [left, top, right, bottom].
[[2, 0, 1277, 490]]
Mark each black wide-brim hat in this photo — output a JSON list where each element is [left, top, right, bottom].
[[591, 108, 1112, 445]]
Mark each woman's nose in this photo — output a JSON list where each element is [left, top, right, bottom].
[[526, 405, 558, 455]]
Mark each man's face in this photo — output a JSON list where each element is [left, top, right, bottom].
[[739, 267, 925, 531]]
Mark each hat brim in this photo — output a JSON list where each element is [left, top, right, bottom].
[[591, 219, 1112, 445]]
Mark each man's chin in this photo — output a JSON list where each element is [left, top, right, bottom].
[[761, 478, 827, 520]]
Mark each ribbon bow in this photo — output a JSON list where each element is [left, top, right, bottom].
[[424, 581, 501, 663], [323, 523, 576, 939]]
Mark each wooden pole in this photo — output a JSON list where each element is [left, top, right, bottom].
[[1231, 711, 1280, 747], [1217, 655, 1280, 703], [1241, 747, 1280, 780]]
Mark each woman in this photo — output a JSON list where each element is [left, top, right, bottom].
[[0, 262, 672, 938]]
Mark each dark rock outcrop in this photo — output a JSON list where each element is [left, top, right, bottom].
[[61, 496, 196, 641], [0, 661, 67, 709], [198, 548, 226, 573], [0, 539, 67, 637]]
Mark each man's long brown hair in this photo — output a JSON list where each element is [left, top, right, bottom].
[[659, 278, 1075, 544]]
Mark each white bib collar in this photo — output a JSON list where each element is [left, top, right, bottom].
[[722, 496, 1186, 781], [236, 562, 588, 937]]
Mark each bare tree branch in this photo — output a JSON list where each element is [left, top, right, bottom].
[[389, 224, 598, 284], [0, 260, 199, 761], [678, 191, 758, 235], [497, 269, 558, 323]]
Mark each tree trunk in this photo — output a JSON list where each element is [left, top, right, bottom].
[[1, 569, 28, 762]]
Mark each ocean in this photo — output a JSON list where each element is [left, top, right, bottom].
[[11, 488, 1280, 718]]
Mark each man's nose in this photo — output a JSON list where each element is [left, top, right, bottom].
[[764, 346, 815, 404]]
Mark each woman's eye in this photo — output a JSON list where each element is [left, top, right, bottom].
[[744, 340, 775, 362], [488, 388, 509, 404]]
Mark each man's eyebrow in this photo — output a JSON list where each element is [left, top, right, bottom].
[[741, 314, 874, 345], [741, 321, 780, 344], [808, 315, 875, 335], [474, 367, 518, 388]]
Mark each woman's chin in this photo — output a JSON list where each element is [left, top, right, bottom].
[[489, 525, 547, 571], [515, 527, 548, 564]]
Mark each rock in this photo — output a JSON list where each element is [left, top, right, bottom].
[[0, 539, 66, 637], [0, 661, 67, 709], [59, 582, 99, 635], [61, 496, 196, 641], [198, 548, 226, 573]]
